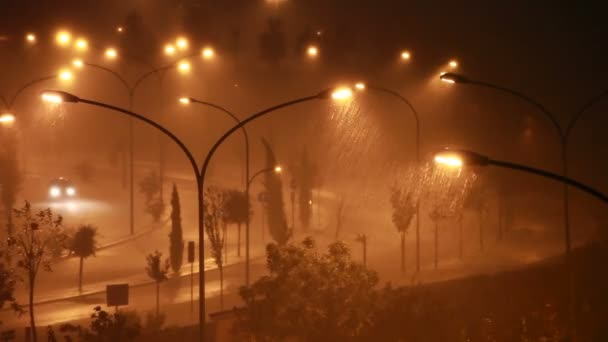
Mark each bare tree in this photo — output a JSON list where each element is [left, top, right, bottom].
[[203, 186, 227, 309], [10, 202, 65, 342], [68, 225, 97, 293], [145, 251, 169, 315]]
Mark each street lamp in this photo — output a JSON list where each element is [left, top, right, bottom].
[[104, 47, 118, 60], [0, 113, 16, 125], [41, 87, 337, 341], [434, 149, 608, 204], [307, 45, 319, 58], [400, 50, 411, 61], [438, 72, 571, 253], [55, 30, 71, 46], [352, 81, 422, 272], [201, 47, 215, 60], [25, 33, 36, 44]]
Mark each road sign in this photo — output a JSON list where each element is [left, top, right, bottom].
[[106, 284, 129, 307]]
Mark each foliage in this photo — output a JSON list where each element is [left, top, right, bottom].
[[145, 251, 169, 283], [138, 170, 165, 222], [0, 250, 20, 314], [10, 202, 66, 341], [0, 137, 22, 234], [168, 184, 183, 275], [203, 186, 228, 308], [223, 189, 250, 226], [143, 312, 166, 334], [69, 225, 97, 259], [261, 139, 290, 245], [59, 306, 141, 341], [389, 185, 416, 234], [297, 149, 315, 230], [238, 238, 379, 341]]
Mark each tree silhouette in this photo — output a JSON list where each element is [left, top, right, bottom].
[[138, 170, 165, 223], [0, 249, 19, 313], [223, 189, 249, 258], [203, 186, 227, 309], [390, 185, 416, 273], [262, 139, 290, 245], [68, 224, 97, 293], [239, 238, 378, 340], [0, 136, 22, 236], [464, 182, 489, 252], [145, 251, 169, 315], [169, 184, 183, 275], [258, 17, 286, 66], [10, 202, 65, 342]]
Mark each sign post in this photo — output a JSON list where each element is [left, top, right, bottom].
[[106, 284, 129, 312]]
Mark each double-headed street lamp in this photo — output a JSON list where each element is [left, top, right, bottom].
[[440, 72, 608, 254], [41, 86, 347, 341], [353, 82, 422, 273]]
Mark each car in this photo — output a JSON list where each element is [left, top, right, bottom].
[[48, 177, 77, 200]]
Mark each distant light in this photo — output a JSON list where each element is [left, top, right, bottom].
[[49, 186, 61, 198], [449, 60, 458, 68], [177, 61, 191, 73], [331, 87, 353, 101], [25, 33, 36, 44], [41, 93, 64, 104], [201, 47, 215, 60], [307, 45, 319, 58], [316, 30, 322, 36], [58, 69, 73, 81], [66, 187, 76, 196], [72, 59, 84, 68], [179, 97, 191, 105], [309, 200, 313, 205], [117, 26, 124, 33], [274, 166, 282, 173], [164, 44, 176, 56], [400, 50, 411, 60], [74, 38, 88, 51], [354, 82, 366, 90], [434, 154, 463, 168], [55, 30, 71, 46], [105, 47, 118, 59], [176, 37, 189, 50], [0, 113, 16, 125]]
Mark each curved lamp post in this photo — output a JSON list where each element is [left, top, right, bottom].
[[440, 72, 573, 253], [181, 97, 253, 285], [434, 149, 608, 204], [41, 87, 341, 341], [353, 82, 422, 273]]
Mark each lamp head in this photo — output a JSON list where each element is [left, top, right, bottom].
[[440, 72, 469, 84], [41, 90, 80, 104], [434, 148, 489, 168]]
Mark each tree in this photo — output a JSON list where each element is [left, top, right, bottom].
[[203, 186, 227, 309], [145, 251, 169, 315], [0, 249, 19, 315], [168, 184, 183, 275], [68, 225, 97, 293], [0, 137, 22, 235], [297, 149, 315, 231], [223, 189, 249, 258], [261, 139, 290, 245], [390, 186, 416, 273], [10, 202, 65, 342], [258, 17, 286, 66], [138, 170, 165, 223], [239, 238, 379, 341], [464, 182, 489, 252], [60, 306, 141, 341]]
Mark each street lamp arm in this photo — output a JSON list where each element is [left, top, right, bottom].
[[367, 85, 421, 161], [565, 89, 608, 143], [83, 63, 131, 95], [199, 93, 321, 177], [76, 98, 200, 181], [467, 79, 564, 139], [130, 65, 172, 96], [248, 167, 274, 187], [0, 95, 8, 109], [9, 75, 57, 109], [488, 158, 608, 203]]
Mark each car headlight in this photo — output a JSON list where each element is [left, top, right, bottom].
[[49, 186, 61, 198], [66, 187, 76, 196]]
